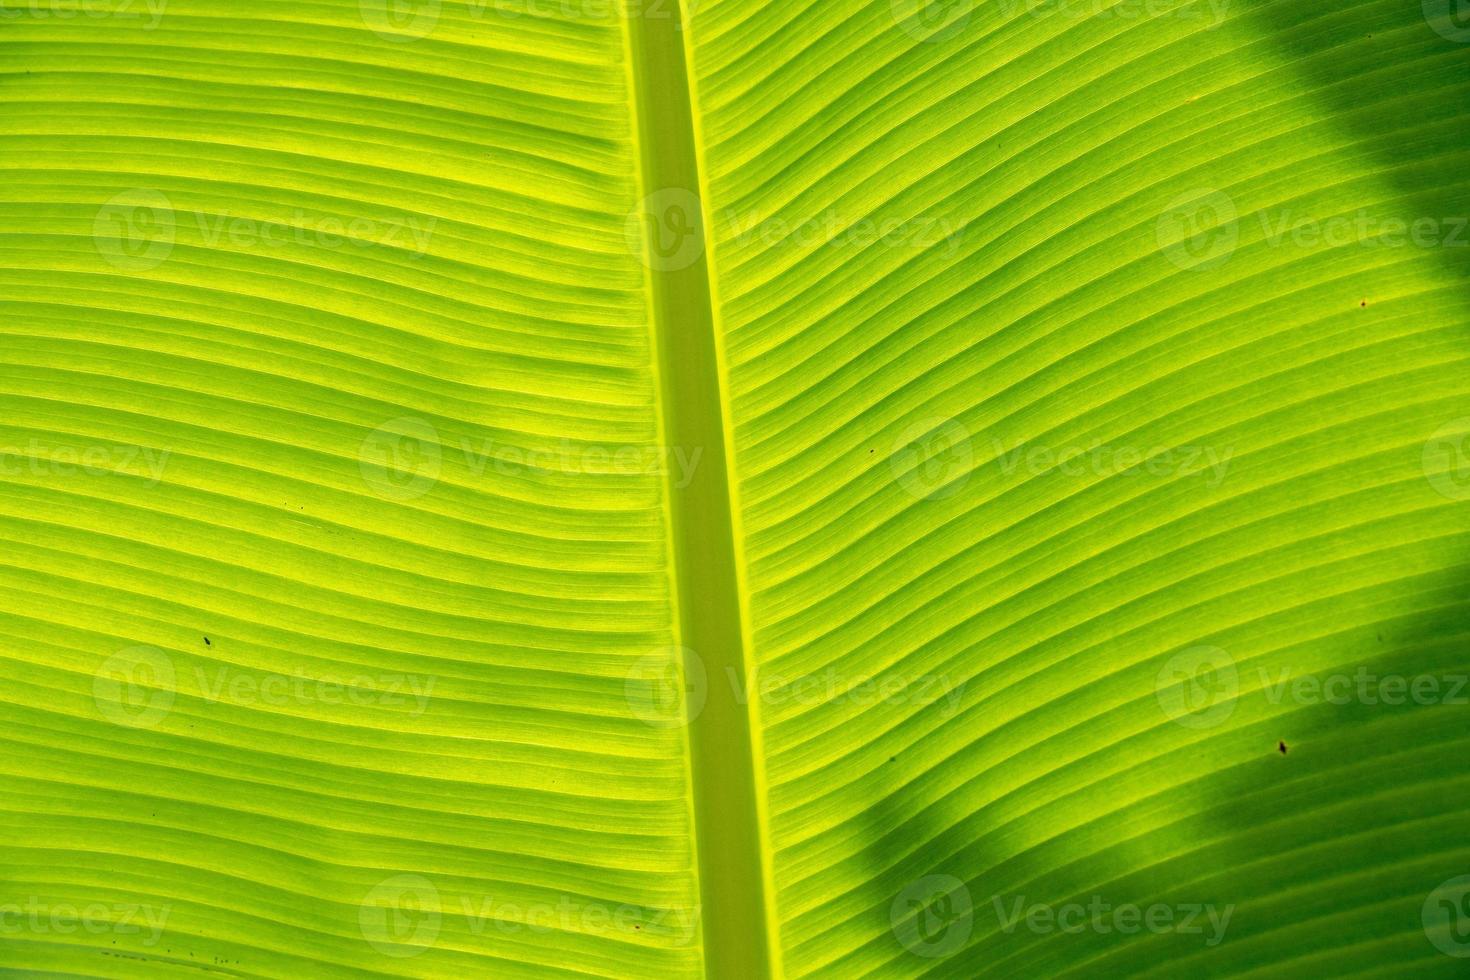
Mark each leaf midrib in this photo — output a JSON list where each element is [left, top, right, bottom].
[[621, 4, 778, 979]]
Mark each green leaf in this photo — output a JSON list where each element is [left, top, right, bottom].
[[2, 0, 1469, 977]]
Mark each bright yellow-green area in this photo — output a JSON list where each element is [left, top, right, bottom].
[[0, 1, 703, 976], [5, 0, 1470, 978], [684, 0, 1470, 976]]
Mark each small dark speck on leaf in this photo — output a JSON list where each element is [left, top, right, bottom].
[[203, 636, 211, 646], [1360, 301, 1367, 308], [1278, 741, 1288, 755]]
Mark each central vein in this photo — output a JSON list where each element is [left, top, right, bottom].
[[622, 1, 777, 977]]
